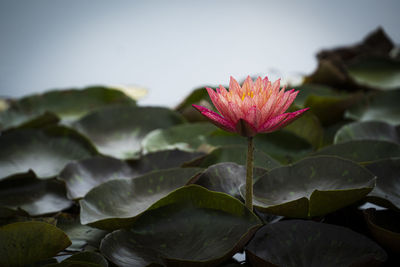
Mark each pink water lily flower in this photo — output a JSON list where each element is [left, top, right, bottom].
[[193, 76, 309, 137]]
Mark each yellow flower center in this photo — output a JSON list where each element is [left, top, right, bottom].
[[241, 91, 254, 101]]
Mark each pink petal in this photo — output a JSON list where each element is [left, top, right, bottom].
[[229, 76, 241, 94], [192, 104, 236, 132], [244, 106, 261, 129], [258, 108, 310, 133], [242, 76, 254, 93]]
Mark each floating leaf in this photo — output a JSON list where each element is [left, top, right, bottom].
[[242, 156, 375, 218], [72, 106, 185, 159], [53, 252, 109, 267], [0, 175, 73, 216], [59, 156, 137, 200], [347, 57, 400, 90], [141, 122, 217, 153], [334, 121, 400, 144], [128, 149, 205, 174], [189, 162, 268, 199], [364, 208, 400, 254], [0, 86, 136, 131], [0, 126, 97, 180], [313, 140, 400, 163], [345, 90, 400, 125], [80, 168, 202, 230], [0, 221, 71, 267], [246, 220, 387, 267], [185, 145, 280, 170], [100, 185, 261, 267], [365, 158, 400, 210], [56, 213, 108, 251]]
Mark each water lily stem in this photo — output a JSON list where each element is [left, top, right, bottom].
[[245, 136, 254, 211]]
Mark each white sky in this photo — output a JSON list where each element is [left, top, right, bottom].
[[0, 0, 399, 107]]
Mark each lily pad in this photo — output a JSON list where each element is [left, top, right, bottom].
[[0, 221, 71, 267], [313, 140, 400, 163], [56, 213, 108, 251], [128, 149, 205, 174], [242, 156, 375, 218], [80, 167, 203, 230], [56, 252, 108, 267], [205, 130, 312, 164], [364, 208, 400, 254], [189, 163, 268, 199], [59, 156, 137, 200], [141, 122, 217, 154], [345, 90, 400, 125], [72, 106, 185, 159], [347, 57, 400, 90], [334, 121, 400, 144], [246, 220, 387, 267], [0, 86, 136, 130], [0, 175, 73, 216], [184, 145, 281, 170], [0, 126, 98, 180], [100, 185, 261, 267], [365, 158, 400, 210]]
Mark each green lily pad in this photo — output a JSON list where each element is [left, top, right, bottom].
[[56, 213, 108, 251], [345, 90, 400, 125], [364, 208, 400, 254], [293, 84, 342, 107], [59, 156, 137, 200], [242, 156, 375, 218], [141, 122, 217, 154], [72, 106, 185, 159], [188, 162, 268, 199], [80, 167, 203, 230], [100, 185, 261, 267], [0, 86, 136, 130], [0, 126, 98, 180], [57, 252, 108, 267], [175, 87, 215, 122], [0, 175, 73, 216], [347, 57, 400, 90], [184, 145, 281, 170], [0, 221, 71, 267], [284, 108, 323, 149], [205, 130, 312, 164], [128, 149, 205, 174], [0, 111, 60, 133], [365, 158, 400, 210], [313, 140, 400, 163], [334, 121, 400, 144], [246, 220, 387, 267]]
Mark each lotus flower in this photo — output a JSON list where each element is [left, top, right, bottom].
[[193, 76, 309, 137]]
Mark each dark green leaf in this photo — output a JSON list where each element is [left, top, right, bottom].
[[313, 140, 400, 163], [246, 220, 387, 267], [59, 156, 137, 200], [189, 162, 268, 199], [0, 175, 73, 216], [0, 221, 71, 267], [0, 86, 136, 130], [56, 213, 108, 251], [0, 126, 98, 180], [364, 208, 400, 254], [185, 145, 280, 170], [347, 57, 400, 90], [72, 106, 185, 159], [334, 121, 399, 144], [365, 158, 400, 210], [243, 156, 375, 218], [80, 168, 203, 230], [100, 185, 261, 267], [345, 90, 400, 125]]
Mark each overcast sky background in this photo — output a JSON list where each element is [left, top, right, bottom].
[[1, 0, 399, 107]]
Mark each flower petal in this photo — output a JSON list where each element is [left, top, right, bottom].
[[192, 104, 236, 132], [258, 108, 310, 133], [229, 76, 241, 95]]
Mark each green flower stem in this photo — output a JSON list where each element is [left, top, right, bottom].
[[245, 136, 254, 211]]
